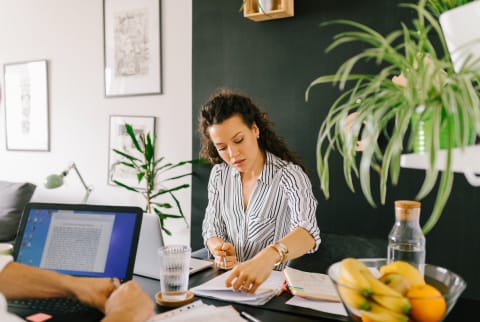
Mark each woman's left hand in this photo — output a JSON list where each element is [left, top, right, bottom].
[[224, 246, 278, 294]]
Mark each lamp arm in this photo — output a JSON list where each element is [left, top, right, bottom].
[[82, 188, 92, 204], [68, 163, 93, 203]]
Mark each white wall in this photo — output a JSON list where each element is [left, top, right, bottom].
[[0, 0, 192, 246]]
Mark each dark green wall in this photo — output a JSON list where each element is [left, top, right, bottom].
[[191, 0, 480, 300]]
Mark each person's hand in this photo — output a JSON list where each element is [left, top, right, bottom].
[[224, 247, 278, 294], [103, 280, 154, 322], [66, 276, 118, 312], [213, 241, 237, 270]]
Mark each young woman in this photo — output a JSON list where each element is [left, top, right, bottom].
[[199, 89, 321, 294]]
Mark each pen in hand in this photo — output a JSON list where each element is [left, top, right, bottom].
[[220, 241, 227, 268], [223, 255, 227, 269], [216, 241, 236, 269]]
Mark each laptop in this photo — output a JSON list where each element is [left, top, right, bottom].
[[134, 212, 213, 279], [7, 202, 143, 322]]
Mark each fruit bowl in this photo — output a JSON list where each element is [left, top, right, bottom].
[[327, 258, 466, 322]]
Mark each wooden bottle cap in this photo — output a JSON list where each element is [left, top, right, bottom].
[[394, 200, 421, 209]]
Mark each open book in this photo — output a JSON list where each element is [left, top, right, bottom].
[[191, 270, 284, 306], [283, 266, 340, 301], [283, 267, 348, 319]]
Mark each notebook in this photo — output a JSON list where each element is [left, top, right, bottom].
[[283, 266, 340, 301], [191, 270, 285, 306], [134, 212, 213, 279], [7, 202, 143, 322]]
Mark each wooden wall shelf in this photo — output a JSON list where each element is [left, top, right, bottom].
[[243, 0, 294, 22]]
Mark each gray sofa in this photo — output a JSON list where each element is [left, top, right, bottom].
[[0, 181, 36, 243]]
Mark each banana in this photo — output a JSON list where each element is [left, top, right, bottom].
[[339, 258, 372, 297], [360, 302, 409, 322], [337, 276, 371, 311], [379, 261, 425, 287], [361, 270, 411, 314], [371, 294, 411, 315]]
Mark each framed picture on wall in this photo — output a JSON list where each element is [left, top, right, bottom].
[[3, 60, 49, 151], [108, 115, 156, 188], [103, 0, 162, 97]]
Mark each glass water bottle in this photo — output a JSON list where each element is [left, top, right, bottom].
[[387, 200, 426, 276]]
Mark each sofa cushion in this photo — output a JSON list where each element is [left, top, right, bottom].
[[0, 181, 36, 242]]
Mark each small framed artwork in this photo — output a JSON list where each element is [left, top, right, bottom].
[[108, 115, 156, 188], [103, 0, 162, 97], [3, 60, 49, 151]]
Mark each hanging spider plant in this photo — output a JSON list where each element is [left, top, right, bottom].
[[111, 123, 206, 236], [306, 0, 480, 234]]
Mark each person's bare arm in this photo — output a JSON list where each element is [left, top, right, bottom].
[[0, 262, 117, 311]]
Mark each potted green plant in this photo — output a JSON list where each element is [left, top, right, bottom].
[[306, 0, 480, 234], [111, 123, 204, 236]]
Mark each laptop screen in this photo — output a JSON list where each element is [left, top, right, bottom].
[[13, 203, 143, 282]]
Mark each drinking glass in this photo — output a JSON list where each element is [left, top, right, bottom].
[[158, 245, 191, 301]]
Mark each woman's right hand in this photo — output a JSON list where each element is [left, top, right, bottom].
[[212, 242, 237, 270]]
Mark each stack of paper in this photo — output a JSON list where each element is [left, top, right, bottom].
[[147, 300, 246, 322], [286, 296, 347, 317], [191, 270, 284, 306]]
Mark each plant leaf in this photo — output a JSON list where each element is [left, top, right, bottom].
[[112, 149, 141, 163], [150, 184, 190, 199], [125, 123, 143, 153], [113, 180, 139, 192]]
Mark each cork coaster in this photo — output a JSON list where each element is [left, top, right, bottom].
[[155, 290, 194, 307]]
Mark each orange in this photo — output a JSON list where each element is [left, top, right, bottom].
[[406, 284, 446, 322], [360, 314, 373, 322]]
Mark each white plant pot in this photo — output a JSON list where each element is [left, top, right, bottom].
[[439, 1, 480, 72], [258, 0, 274, 12], [162, 218, 190, 246]]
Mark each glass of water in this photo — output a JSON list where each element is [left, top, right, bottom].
[[158, 245, 191, 301]]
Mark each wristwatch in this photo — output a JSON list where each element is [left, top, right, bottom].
[[269, 242, 289, 266]]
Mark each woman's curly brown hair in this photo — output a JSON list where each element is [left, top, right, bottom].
[[198, 89, 305, 171]]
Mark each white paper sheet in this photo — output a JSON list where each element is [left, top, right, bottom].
[[191, 270, 284, 306], [148, 300, 246, 322], [286, 295, 348, 317]]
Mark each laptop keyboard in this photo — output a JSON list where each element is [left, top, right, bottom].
[[8, 297, 94, 314]]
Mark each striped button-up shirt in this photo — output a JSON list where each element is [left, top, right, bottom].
[[202, 151, 321, 269]]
